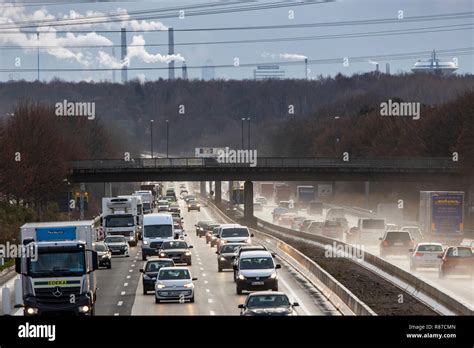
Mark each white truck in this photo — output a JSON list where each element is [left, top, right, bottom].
[[134, 190, 154, 214], [348, 218, 387, 244], [102, 197, 140, 246], [15, 221, 98, 316]]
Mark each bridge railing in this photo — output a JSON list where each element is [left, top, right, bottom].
[[69, 156, 460, 169]]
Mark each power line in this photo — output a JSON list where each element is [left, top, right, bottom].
[[0, 10, 472, 34], [0, 47, 471, 73], [0, 23, 472, 50]]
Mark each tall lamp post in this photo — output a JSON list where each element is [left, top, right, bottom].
[[247, 117, 251, 150], [150, 119, 154, 158], [166, 119, 169, 158], [241, 118, 245, 149]]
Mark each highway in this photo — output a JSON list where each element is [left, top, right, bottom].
[[255, 205, 474, 307], [95, 188, 339, 316]]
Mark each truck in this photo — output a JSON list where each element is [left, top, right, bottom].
[[419, 191, 464, 238], [134, 190, 154, 214], [260, 182, 275, 200], [15, 221, 98, 316], [101, 197, 141, 246], [296, 185, 315, 208], [274, 183, 291, 203]]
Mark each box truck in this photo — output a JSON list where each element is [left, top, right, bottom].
[[296, 185, 315, 208], [259, 182, 275, 200], [134, 190, 154, 214], [419, 191, 464, 237], [274, 183, 291, 203], [102, 197, 140, 246], [16, 221, 98, 316]]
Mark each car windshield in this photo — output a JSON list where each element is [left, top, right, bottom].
[[158, 269, 190, 280], [144, 225, 173, 238], [385, 232, 411, 241], [362, 219, 385, 229], [247, 294, 290, 308], [220, 245, 241, 253], [158, 200, 169, 205], [94, 244, 107, 251], [146, 260, 174, 272], [418, 245, 443, 252], [28, 250, 85, 277], [105, 237, 126, 243], [274, 208, 288, 214], [105, 215, 134, 227], [221, 228, 249, 238], [240, 257, 274, 269], [447, 248, 472, 257], [162, 241, 187, 249]]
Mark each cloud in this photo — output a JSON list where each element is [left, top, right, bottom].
[[126, 35, 184, 64]]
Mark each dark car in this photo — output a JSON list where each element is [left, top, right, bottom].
[[439, 246, 474, 278], [238, 292, 299, 316], [217, 243, 246, 272], [187, 199, 201, 212], [93, 242, 112, 269], [184, 194, 196, 202], [195, 220, 213, 237], [139, 258, 175, 294], [271, 207, 289, 223], [233, 245, 269, 281], [158, 240, 193, 265], [379, 231, 414, 258]]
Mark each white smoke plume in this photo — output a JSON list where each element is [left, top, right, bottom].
[[126, 35, 184, 64], [261, 52, 307, 60]]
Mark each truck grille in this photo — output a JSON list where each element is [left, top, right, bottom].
[[34, 286, 81, 303]]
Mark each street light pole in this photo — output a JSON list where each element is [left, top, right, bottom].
[[150, 119, 154, 158], [247, 117, 251, 150], [241, 118, 245, 149], [166, 119, 169, 158]]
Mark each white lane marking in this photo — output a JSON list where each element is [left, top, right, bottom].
[[131, 264, 135, 267], [209, 310, 216, 315], [126, 275, 131, 279], [202, 273, 207, 277], [117, 301, 123, 306], [206, 289, 210, 293], [124, 283, 128, 287], [278, 275, 310, 315], [129, 269, 133, 273], [200, 267, 204, 271], [208, 298, 214, 304], [204, 280, 209, 284], [198, 262, 202, 265], [121, 291, 126, 296], [114, 313, 120, 316]]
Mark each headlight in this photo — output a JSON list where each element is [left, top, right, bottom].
[[79, 305, 90, 313], [156, 284, 166, 289], [199, 227, 203, 231], [220, 256, 226, 261], [129, 236, 135, 240], [160, 252, 166, 257], [185, 251, 191, 256], [183, 282, 193, 288], [101, 254, 108, 259], [26, 307, 38, 315], [238, 274, 246, 280], [143, 240, 149, 245], [245, 238, 251, 244], [221, 240, 226, 244], [270, 272, 277, 279]]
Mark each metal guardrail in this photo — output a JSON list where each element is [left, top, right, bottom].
[[69, 156, 462, 170]]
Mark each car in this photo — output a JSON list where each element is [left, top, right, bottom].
[[291, 216, 306, 231], [154, 267, 197, 303], [379, 231, 414, 258], [278, 213, 296, 227], [253, 202, 263, 212], [238, 292, 299, 316], [255, 196, 267, 205], [409, 243, 444, 271], [93, 242, 112, 269], [386, 223, 398, 231], [205, 223, 221, 244], [307, 221, 324, 235], [157, 200, 170, 212], [195, 220, 213, 237], [169, 203, 180, 213], [158, 240, 193, 265], [187, 199, 201, 212], [234, 250, 281, 294], [104, 236, 130, 257], [233, 245, 269, 281], [209, 226, 220, 247], [217, 242, 246, 272], [216, 224, 253, 250], [300, 219, 315, 232], [438, 246, 474, 278], [140, 258, 175, 294], [271, 207, 289, 223], [173, 224, 186, 240], [172, 216, 183, 229], [184, 194, 196, 203], [401, 226, 423, 242], [164, 195, 176, 203], [322, 220, 344, 239]]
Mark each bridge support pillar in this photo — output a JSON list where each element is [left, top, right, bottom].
[[104, 182, 112, 197], [215, 181, 222, 205], [244, 181, 256, 226], [200, 181, 206, 196], [228, 181, 233, 202]]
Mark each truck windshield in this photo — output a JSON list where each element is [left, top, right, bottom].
[[144, 225, 173, 238], [143, 203, 152, 211], [28, 250, 85, 277], [221, 228, 249, 238], [362, 219, 385, 229], [105, 215, 134, 227]]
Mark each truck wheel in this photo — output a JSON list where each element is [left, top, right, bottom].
[[90, 305, 95, 316], [142, 254, 147, 261]]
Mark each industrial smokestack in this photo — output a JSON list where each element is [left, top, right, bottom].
[[168, 27, 175, 80], [182, 60, 188, 80], [112, 47, 116, 83], [304, 58, 308, 79], [386, 63, 390, 75], [375, 63, 379, 73], [121, 28, 127, 83]]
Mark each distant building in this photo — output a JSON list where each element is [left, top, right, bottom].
[[254, 65, 285, 80], [201, 59, 215, 80], [411, 50, 458, 76]]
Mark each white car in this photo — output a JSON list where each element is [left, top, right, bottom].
[[104, 236, 130, 257], [409, 243, 444, 271], [154, 267, 197, 303]]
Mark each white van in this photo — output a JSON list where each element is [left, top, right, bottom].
[[357, 218, 386, 243], [141, 213, 174, 261]]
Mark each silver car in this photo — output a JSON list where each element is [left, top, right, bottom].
[[154, 267, 197, 303], [409, 243, 444, 271]]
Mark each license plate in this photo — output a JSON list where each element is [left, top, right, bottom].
[[394, 243, 404, 246], [251, 281, 264, 285], [172, 256, 180, 259]]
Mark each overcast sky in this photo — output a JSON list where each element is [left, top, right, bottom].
[[0, 0, 472, 82]]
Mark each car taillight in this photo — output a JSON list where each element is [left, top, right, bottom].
[[382, 241, 389, 246], [415, 252, 424, 257], [437, 253, 444, 257]]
